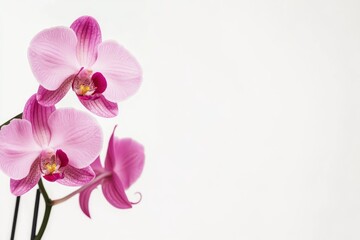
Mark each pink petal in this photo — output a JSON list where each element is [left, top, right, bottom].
[[28, 26, 80, 90], [57, 165, 95, 186], [112, 138, 145, 190], [0, 119, 41, 179], [78, 94, 118, 118], [70, 16, 102, 67], [104, 126, 117, 171], [37, 75, 74, 106], [10, 159, 41, 196], [91, 157, 105, 175], [47, 108, 103, 168], [102, 175, 132, 209], [104, 126, 144, 189], [23, 95, 55, 147], [79, 181, 99, 218], [92, 41, 142, 102]]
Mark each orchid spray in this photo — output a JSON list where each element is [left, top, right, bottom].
[[0, 16, 144, 239]]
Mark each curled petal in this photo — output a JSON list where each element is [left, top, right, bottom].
[[92, 41, 142, 102], [79, 181, 99, 218], [112, 138, 145, 190], [70, 16, 102, 67], [10, 159, 41, 196], [78, 94, 118, 118], [130, 192, 142, 205], [23, 95, 55, 147], [37, 75, 74, 106], [102, 175, 132, 209], [48, 109, 103, 168], [0, 119, 41, 179], [28, 26, 80, 90], [57, 165, 95, 186]]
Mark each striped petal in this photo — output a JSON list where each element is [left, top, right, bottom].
[[78, 94, 118, 118], [57, 165, 95, 186], [70, 16, 102, 67], [102, 175, 132, 209], [10, 159, 41, 196], [79, 180, 99, 218], [37, 75, 74, 106], [23, 95, 55, 147]]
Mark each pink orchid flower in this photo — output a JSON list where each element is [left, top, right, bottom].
[[28, 16, 142, 118], [79, 126, 144, 218], [0, 95, 103, 196]]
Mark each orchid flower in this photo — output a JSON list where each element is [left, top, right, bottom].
[[78, 126, 144, 218], [28, 16, 142, 118], [0, 95, 103, 196]]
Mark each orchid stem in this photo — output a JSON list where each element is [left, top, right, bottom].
[[31, 189, 41, 240], [0, 113, 22, 129], [52, 172, 111, 206], [35, 179, 52, 240], [10, 196, 20, 240]]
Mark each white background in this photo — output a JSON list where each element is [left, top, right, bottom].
[[1, 0, 360, 239]]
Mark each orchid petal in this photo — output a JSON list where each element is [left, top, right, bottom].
[[92, 41, 142, 102], [112, 138, 145, 190], [78, 94, 118, 118], [0, 119, 41, 179], [10, 159, 41, 196], [37, 75, 74, 106], [91, 157, 104, 174], [57, 165, 95, 186], [23, 95, 55, 147], [48, 109, 103, 168], [28, 26, 80, 90], [70, 16, 102, 67], [104, 126, 117, 171], [102, 175, 132, 209], [79, 181, 99, 218]]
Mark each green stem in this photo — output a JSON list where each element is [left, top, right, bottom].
[[0, 113, 22, 129], [35, 179, 52, 240], [38, 179, 50, 203]]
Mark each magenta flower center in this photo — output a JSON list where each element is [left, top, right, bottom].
[[39, 149, 68, 182], [73, 69, 107, 97]]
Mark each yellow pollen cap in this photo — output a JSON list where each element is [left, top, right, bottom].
[[80, 85, 91, 95], [46, 163, 57, 174]]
